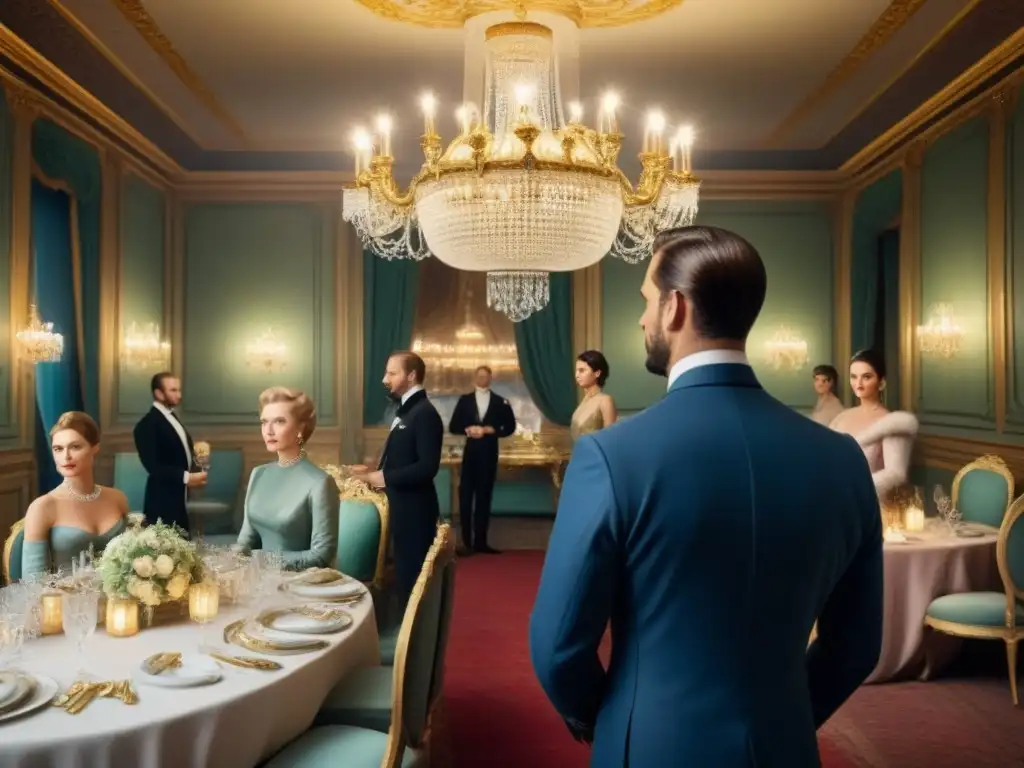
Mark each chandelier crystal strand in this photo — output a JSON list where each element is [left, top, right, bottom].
[[17, 304, 63, 363], [343, 18, 701, 321], [487, 271, 549, 322]]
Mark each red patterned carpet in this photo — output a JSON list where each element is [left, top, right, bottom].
[[443, 550, 1022, 768]]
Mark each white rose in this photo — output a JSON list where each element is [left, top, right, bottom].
[[166, 573, 190, 600], [154, 554, 175, 578], [133, 556, 155, 578], [127, 577, 142, 598]]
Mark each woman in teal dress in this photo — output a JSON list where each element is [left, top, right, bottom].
[[22, 411, 128, 579], [235, 387, 337, 571]]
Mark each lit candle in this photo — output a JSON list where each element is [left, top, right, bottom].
[[40, 591, 63, 635], [105, 597, 139, 638], [375, 114, 392, 158], [568, 101, 583, 124], [676, 125, 695, 174], [455, 104, 471, 135], [420, 92, 436, 135], [904, 505, 925, 533], [600, 92, 619, 134], [188, 581, 220, 624], [644, 110, 665, 154], [351, 128, 372, 176]]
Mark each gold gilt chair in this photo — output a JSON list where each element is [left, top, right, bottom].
[[952, 454, 1014, 529], [322, 465, 391, 589], [924, 493, 1024, 705], [265, 524, 456, 768], [2, 519, 25, 585]]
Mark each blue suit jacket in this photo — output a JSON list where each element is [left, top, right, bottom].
[[530, 363, 882, 767]]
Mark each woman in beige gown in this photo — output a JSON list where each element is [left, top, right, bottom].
[[570, 350, 617, 442], [830, 349, 917, 499]]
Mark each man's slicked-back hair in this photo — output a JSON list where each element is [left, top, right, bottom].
[[651, 225, 767, 341], [391, 350, 427, 384]]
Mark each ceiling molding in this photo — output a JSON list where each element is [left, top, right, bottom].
[[842, 27, 1024, 181], [44, 0, 210, 150], [0, 21, 181, 177], [107, 0, 246, 142], [764, 0, 934, 148]]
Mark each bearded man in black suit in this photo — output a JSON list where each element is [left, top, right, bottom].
[[355, 352, 443, 603]]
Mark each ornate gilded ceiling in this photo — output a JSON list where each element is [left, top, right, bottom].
[[0, 0, 1020, 173]]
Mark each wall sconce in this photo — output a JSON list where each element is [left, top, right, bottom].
[[917, 303, 963, 359], [122, 322, 171, 371], [763, 326, 808, 372], [245, 328, 288, 373], [16, 304, 63, 364]]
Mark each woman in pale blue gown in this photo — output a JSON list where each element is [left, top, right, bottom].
[[235, 387, 337, 571], [22, 412, 128, 579]]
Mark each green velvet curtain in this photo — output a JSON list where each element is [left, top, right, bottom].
[[879, 229, 901, 407], [32, 118, 102, 419], [513, 272, 576, 426], [850, 169, 901, 356], [363, 252, 420, 425]]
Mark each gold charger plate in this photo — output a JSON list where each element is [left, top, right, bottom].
[[256, 605, 353, 635], [223, 619, 329, 655]]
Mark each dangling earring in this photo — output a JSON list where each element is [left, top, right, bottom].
[[297, 433, 304, 447]]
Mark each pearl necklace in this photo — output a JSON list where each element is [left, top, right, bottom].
[[62, 481, 101, 502], [278, 450, 306, 468]]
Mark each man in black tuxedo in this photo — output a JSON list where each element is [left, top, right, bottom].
[[356, 352, 443, 603], [132, 372, 207, 534], [448, 365, 516, 554]]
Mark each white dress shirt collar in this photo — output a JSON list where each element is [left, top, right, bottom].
[[401, 385, 423, 405], [153, 401, 175, 417], [667, 349, 750, 390]]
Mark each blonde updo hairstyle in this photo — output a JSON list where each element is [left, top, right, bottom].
[[50, 411, 101, 446], [258, 387, 317, 442]]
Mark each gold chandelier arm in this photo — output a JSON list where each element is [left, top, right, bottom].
[[363, 167, 420, 208], [616, 169, 667, 207]]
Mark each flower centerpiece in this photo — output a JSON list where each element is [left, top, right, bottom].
[[96, 521, 203, 626]]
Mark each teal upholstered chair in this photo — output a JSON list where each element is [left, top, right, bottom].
[[924, 492, 1024, 705], [322, 465, 389, 586], [952, 454, 1014, 528], [316, 522, 457, 738], [3, 520, 25, 585], [265, 525, 455, 768], [187, 448, 244, 536], [113, 452, 148, 513]]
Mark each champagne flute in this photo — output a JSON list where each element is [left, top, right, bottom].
[[62, 590, 100, 681]]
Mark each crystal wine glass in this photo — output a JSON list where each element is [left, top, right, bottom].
[[0, 613, 25, 671], [62, 590, 100, 681]]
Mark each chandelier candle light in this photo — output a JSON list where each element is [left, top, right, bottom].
[[763, 326, 809, 372], [917, 303, 963, 359], [122, 322, 171, 370], [17, 304, 63, 363], [246, 329, 288, 373], [343, 20, 700, 321]]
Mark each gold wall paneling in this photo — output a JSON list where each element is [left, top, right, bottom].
[[988, 91, 1010, 433], [898, 143, 922, 414], [916, 434, 1024, 484], [351, 0, 684, 29]]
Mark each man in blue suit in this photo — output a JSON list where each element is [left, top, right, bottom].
[[530, 226, 882, 767]]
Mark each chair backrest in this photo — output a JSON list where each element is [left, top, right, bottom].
[[427, 547, 457, 705], [997, 494, 1024, 617], [953, 454, 1014, 528], [2, 520, 25, 585], [113, 453, 148, 513], [383, 524, 455, 766], [323, 465, 390, 585]]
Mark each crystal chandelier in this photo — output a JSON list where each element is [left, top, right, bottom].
[[343, 20, 700, 321], [245, 329, 288, 373], [917, 304, 963, 359], [122, 322, 171, 371], [763, 326, 809, 372], [17, 304, 63, 364]]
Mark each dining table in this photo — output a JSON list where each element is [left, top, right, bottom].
[[0, 586, 380, 768], [865, 520, 1000, 684]]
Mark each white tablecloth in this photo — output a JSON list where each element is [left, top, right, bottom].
[[0, 594, 380, 768]]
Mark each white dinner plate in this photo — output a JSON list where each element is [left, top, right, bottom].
[[0, 675, 58, 724], [285, 580, 365, 599], [0, 672, 19, 709], [258, 607, 353, 635], [134, 654, 222, 688]]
